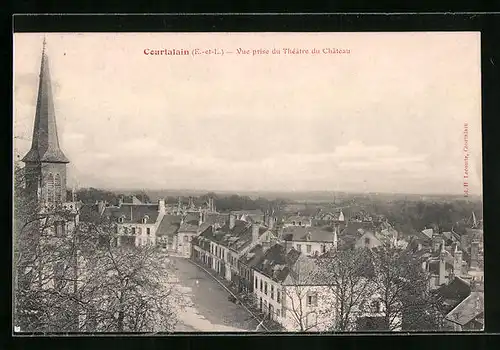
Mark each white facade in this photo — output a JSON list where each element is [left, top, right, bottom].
[[177, 230, 198, 257], [291, 241, 334, 257], [207, 229, 276, 282], [116, 212, 164, 247], [253, 270, 336, 331]]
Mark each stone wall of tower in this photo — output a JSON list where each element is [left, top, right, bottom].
[[40, 162, 68, 204], [23, 162, 42, 203]]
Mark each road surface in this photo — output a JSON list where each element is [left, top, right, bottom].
[[169, 257, 261, 332]]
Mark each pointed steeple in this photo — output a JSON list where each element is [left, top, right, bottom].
[[22, 38, 69, 164]]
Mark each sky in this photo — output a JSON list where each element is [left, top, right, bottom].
[[13, 32, 482, 195]]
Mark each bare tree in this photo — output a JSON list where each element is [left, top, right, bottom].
[[314, 248, 376, 331], [370, 246, 443, 331], [13, 162, 183, 332]]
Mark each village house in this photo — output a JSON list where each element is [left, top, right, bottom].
[[252, 243, 337, 331], [337, 221, 399, 250], [282, 214, 312, 228], [99, 198, 167, 247], [312, 209, 345, 226], [444, 279, 484, 331], [176, 212, 228, 257], [230, 209, 265, 224], [191, 213, 277, 286], [280, 226, 339, 256]]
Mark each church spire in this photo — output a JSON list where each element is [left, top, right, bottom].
[[22, 38, 69, 164]]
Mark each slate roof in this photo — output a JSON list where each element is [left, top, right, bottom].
[[282, 226, 336, 242], [337, 221, 376, 248], [22, 47, 70, 164], [445, 292, 484, 326], [103, 203, 160, 224], [156, 214, 182, 237], [436, 277, 471, 313], [254, 243, 301, 283], [340, 221, 376, 236], [284, 215, 311, 223], [231, 209, 264, 216], [199, 219, 270, 253], [178, 222, 200, 233], [240, 244, 267, 267]]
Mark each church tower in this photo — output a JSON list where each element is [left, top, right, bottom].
[[22, 39, 70, 206]]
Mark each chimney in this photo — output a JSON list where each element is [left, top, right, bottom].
[[199, 211, 203, 226], [470, 241, 479, 269], [267, 213, 274, 229], [97, 200, 106, 215], [453, 245, 463, 277], [439, 244, 447, 286], [158, 199, 166, 214], [229, 214, 236, 230], [252, 223, 260, 242], [471, 278, 484, 292], [118, 197, 123, 207], [333, 226, 338, 251]]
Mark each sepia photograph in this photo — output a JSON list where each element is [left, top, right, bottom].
[[13, 32, 483, 334]]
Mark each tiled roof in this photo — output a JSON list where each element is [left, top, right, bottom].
[[445, 292, 484, 326], [254, 243, 301, 283], [282, 226, 336, 242], [103, 203, 160, 224], [156, 214, 182, 237]]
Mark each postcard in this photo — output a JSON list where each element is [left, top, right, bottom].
[[13, 32, 483, 334]]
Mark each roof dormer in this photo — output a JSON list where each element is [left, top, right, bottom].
[[118, 215, 125, 223], [142, 215, 150, 224]]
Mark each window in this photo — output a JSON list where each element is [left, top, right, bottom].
[[138, 227, 142, 235], [54, 222, 61, 236], [299, 221, 302, 226], [255, 276, 258, 289], [277, 290, 281, 303], [306, 245, 312, 253], [119, 217, 124, 223], [292, 221, 296, 226], [115, 226, 119, 233], [260, 279, 263, 292], [370, 300, 382, 313], [307, 292, 318, 306], [132, 227, 136, 235], [260, 297, 263, 311], [147, 228, 151, 235], [46, 173, 54, 203], [321, 244, 326, 253], [364, 237, 370, 245], [264, 282, 268, 295], [306, 312, 317, 328], [271, 285, 274, 299], [54, 174, 61, 203], [297, 244, 302, 252]]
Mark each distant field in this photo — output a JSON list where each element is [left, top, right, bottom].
[[107, 188, 482, 204]]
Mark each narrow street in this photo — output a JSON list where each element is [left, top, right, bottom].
[[169, 257, 261, 332]]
